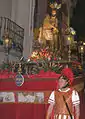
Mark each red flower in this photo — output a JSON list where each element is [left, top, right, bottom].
[[54, 57, 57, 60]]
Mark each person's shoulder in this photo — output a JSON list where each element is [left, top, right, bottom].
[[50, 90, 55, 95], [72, 88, 79, 95], [70, 87, 76, 92]]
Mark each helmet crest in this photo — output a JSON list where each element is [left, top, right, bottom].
[[61, 68, 74, 85]]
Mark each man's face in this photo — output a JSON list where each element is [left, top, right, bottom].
[[58, 76, 68, 89], [52, 10, 56, 16]]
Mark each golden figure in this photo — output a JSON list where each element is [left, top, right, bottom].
[[38, 9, 59, 50]]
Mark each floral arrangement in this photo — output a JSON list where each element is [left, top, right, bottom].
[[30, 48, 52, 61], [28, 48, 84, 76], [28, 48, 63, 73], [30, 48, 62, 61], [0, 48, 84, 78]]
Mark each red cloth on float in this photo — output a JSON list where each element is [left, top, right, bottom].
[[29, 70, 60, 79], [0, 70, 60, 91]]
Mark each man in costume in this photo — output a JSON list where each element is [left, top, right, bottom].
[[46, 68, 80, 119]]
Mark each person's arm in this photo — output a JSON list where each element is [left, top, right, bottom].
[[72, 90, 80, 119], [46, 103, 54, 119], [46, 91, 55, 119], [74, 104, 80, 119]]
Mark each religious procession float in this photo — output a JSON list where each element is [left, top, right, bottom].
[[0, 0, 84, 105]]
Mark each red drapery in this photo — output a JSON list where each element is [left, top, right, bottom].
[[0, 70, 83, 119], [0, 80, 57, 91], [0, 70, 60, 91], [0, 103, 49, 119], [0, 70, 58, 119]]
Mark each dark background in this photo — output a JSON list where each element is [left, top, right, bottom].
[[71, 0, 85, 41]]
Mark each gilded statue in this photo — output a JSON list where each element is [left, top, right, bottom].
[[38, 9, 59, 50]]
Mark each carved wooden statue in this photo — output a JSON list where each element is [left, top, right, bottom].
[[38, 9, 59, 50]]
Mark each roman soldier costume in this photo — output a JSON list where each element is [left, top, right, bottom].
[[48, 68, 80, 119]]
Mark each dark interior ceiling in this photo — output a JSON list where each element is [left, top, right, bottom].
[[70, 0, 85, 40]]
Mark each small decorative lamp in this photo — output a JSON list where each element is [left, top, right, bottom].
[[80, 45, 84, 53], [3, 32, 12, 63], [4, 38, 9, 48], [80, 45, 84, 65], [67, 35, 72, 62]]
